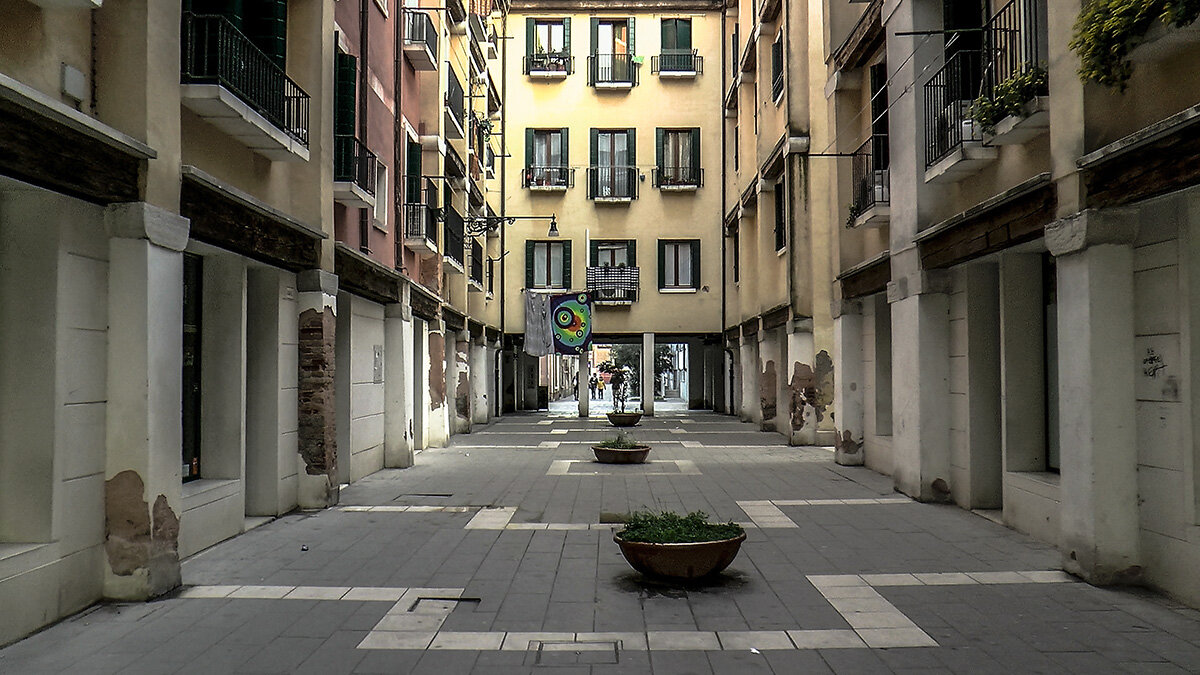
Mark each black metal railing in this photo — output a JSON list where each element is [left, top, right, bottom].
[[446, 68, 465, 129], [923, 50, 984, 168], [653, 166, 703, 188], [652, 50, 703, 74], [443, 204, 465, 267], [334, 135, 377, 195], [404, 179, 439, 243], [523, 166, 574, 188], [851, 135, 890, 217], [181, 12, 310, 146], [586, 266, 640, 303], [587, 166, 639, 200], [588, 54, 639, 86], [985, 0, 1048, 97], [523, 52, 574, 74], [403, 10, 438, 61], [470, 239, 484, 285]]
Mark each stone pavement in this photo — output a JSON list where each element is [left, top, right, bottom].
[[3, 413, 1200, 674]]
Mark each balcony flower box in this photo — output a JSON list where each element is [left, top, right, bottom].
[[983, 96, 1050, 146]]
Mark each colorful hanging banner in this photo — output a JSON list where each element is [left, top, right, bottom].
[[550, 292, 592, 355]]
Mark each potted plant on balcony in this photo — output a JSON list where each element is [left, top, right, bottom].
[[592, 432, 651, 464], [613, 511, 747, 580], [602, 364, 642, 426]]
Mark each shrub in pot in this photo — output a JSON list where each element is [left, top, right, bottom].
[[613, 511, 747, 580], [593, 432, 651, 464], [602, 365, 642, 426]]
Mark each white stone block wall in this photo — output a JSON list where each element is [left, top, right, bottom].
[[337, 294, 387, 483], [862, 295, 893, 474]]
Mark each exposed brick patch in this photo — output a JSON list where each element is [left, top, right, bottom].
[[299, 306, 337, 475], [104, 471, 180, 595]]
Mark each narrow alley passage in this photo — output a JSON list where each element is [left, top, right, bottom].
[[3, 413, 1199, 674]]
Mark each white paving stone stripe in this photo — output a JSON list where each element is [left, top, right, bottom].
[[547, 459, 702, 476], [463, 506, 516, 529]]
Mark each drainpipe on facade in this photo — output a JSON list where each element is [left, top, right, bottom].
[[719, 1, 728, 336], [359, 0, 371, 253], [783, 0, 803, 322], [499, 11, 507, 338]]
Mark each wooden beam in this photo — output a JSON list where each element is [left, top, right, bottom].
[[840, 255, 890, 300], [918, 181, 1054, 270]]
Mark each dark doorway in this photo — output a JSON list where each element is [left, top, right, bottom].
[[182, 253, 203, 482]]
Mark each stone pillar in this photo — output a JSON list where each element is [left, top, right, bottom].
[[889, 271, 952, 502], [103, 202, 189, 600], [833, 299, 865, 465], [471, 338, 489, 425], [426, 319, 449, 447], [296, 269, 339, 509], [1047, 209, 1141, 585], [578, 353, 590, 417], [641, 332, 655, 416], [384, 290, 413, 468], [739, 331, 760, 423]]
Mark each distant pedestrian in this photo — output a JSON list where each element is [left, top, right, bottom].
[[589, 375, 598, 399], [597, 379, 605, 399]]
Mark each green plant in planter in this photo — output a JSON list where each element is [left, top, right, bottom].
[[845, 202, 863, 228], [617, 511, 744, 544], [1070, 0, 1200, 90], [597, 432, 643, 449], [967, 66, 1048, 134]]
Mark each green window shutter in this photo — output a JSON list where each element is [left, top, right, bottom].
[[525, 128, 535, 168], [661, 19, 673, 51], [526, 18, 536, 55], [526, 241, 536, 288], [690, 241, 701, 288], [689, 128, 701, 175], [561, 127, 569, 165], [658, 240, 667, 289], [246, 0, 287, 69], [627, 17, 635, 54], [678, 19, 691, 50], [626, 240, 637, 266], [590, 240, 600, 266], [334, 52, 357, 136], [562, 241, 572, 288], [590, 18, 599, 54], [589, 128, 599, 165], [655, 128, 664, 171], [563, 18, 571, 53], [627, 128, 636, 167], [406, 139, 422, 199]]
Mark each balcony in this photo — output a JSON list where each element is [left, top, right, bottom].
[[524, 53, 574, 78], [443, 204, 465, 273], [180, 13, 310, 162], [978, 0, 1050, 146], [588, 54, 639, 88], [523, 166, 574, 191], [403, 179, 439, 254], [469, 239, 485, 291], [923, 50, 996, 183], [586, 266, 640, 305], [652, 50, 703, 78], [445, 68, 465, 139], [445, 0, 466, 24], [653, 166, 703, 191], [849, 135, 890, 229], [402, 11, 438, 71], [333, 135, 377, 209], [587, 166, 639, 201]]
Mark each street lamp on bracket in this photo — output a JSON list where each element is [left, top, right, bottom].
[[462, 213, 559, 238]]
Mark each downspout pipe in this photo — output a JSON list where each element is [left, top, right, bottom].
[[783, 0, 804, 321], [719, 0, 728, 338]]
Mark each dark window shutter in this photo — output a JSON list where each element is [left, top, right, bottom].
[[661, 19, 674, 51], [334, 52, 357, 136], [627, 17, 635, 54], [690, 241, 700, 288], [406, 139, 422, 199], [526, 241, 536, 288], [689, 128, 701, 175], [626, 240, 637, 266], [562, 241, 572, 288], [658, 240, 666, 289], [563, 18, 571, 53], [678, 19, 691, 50], [627, 128, 636, 167], [590, 18, 599, 54], [193, 0, 245, 30], [525, 128, 535, 168], [589, 128, 599, 165], [561, 127, 569, 166], [246, 0, 287, 68], [655, 128, 664, 172], [526, 18, 536, 55], [590, 240, 600, 265]]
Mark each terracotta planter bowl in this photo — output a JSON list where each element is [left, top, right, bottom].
[[592, 445, 651, 464], [606, 412, 643, 427], [613, 532, 747, 580]]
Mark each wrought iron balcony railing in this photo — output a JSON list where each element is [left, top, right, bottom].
[[523, 166, 574, 189], [181, 12, 310, 146], [586, 266, 640, 303], [403, 179, 439, 246], [523, 52, 574, 75], [334, 135, 377, 195], [588, 54, 639, 87], [923, 50, 984, 168], [586, 166, 639, 200], [653, 165, 703, 189], [443, 204, 465, 268], [402, 10, 438, 69], [985, 0, 1048, 98], [651, 50, 703, 74], [851, 134, 889, 217]]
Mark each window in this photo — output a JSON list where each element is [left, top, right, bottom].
[[1043, 254, 1060, 472], [731, 24, 739, 78], [590, 18, 635, 84], [659, 240, 700, 290], [659, 18, 693, 72], [732, 121, 739, 172], [655, 128, 701, 187], [182, 253, 203, 482], [589, 128, 636, 199], [771, 33, 784, 101], [874, 294, 893, 436], [525, 128, 569, 187], [526, 240, 572, 289], [591, 240, 635, 267], [732, 228, 740, 283], [526, 18, 571, 72], [774, 179, 786, 251], [373, 161, 388, 230]]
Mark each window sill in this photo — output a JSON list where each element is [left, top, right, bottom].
[[593, 82, 635, 90], [658, 71, 698, 79], [528, 71, 570, 79], [593, 197, 634, 203], [775, 247, 787, 256], [659, 184, 699, 192], [528, 185, 569, 192], [659, 287, 698, 294]]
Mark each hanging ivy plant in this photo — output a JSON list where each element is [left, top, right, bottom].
[[966, 66, 1049, 134], [1070, 0, 1200, 90]]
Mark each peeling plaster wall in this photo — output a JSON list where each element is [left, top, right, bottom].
[[453, 338, 471, 432]]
